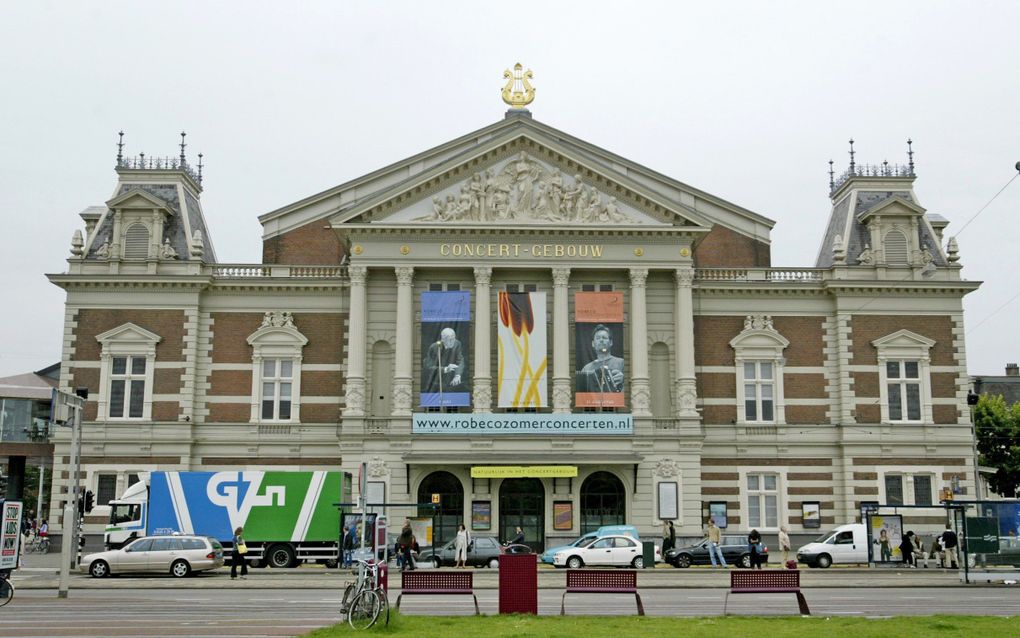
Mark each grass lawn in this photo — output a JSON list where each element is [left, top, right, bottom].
[[305, 612, 1019, 637]]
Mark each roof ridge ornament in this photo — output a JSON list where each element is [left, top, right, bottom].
[[502, 62, 535, 110]]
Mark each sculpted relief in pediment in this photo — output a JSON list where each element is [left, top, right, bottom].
[[407, 152, 647, 225]]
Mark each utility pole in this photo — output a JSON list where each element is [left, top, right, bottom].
[[53, 387, 87, 599]]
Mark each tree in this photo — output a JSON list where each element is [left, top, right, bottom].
[[974, 394, 1020, 497]]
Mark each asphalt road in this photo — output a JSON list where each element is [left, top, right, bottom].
[[3, 586, 1020, 638]]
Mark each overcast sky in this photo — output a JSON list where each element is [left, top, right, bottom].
[[1, 1, 1017, 380]]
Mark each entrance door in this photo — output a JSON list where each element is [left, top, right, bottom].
[[499, 478, 545, 552]]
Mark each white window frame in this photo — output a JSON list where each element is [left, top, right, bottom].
[[872, 330, 935, 424], [876, 467, 941, 507], [247, 316, 308, 423], [96, 323, 161, 422], [730, 317, 788, 425], [740, 469, 785, 531]]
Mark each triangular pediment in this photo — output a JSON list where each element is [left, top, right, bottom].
[[329, 131, 713, 231], [856, 194, 926, 221], [106, 188, 173, 213], [871, 329, 936, 350], [96, 322, 162, 347]]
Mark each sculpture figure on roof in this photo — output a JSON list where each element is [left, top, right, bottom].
[[95, 238, 111, 259], [857, 244, 874, 265], [159, 238, 178, 259]]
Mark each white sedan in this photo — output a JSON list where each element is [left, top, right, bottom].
[[552, 534, 660, 569]]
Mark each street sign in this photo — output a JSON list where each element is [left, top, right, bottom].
[[51, 388, 85, 426], [1, 500, 23, 570]]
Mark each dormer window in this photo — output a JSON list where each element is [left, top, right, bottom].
[[883, 229, 909, 265], [123, 223, 150, 259]]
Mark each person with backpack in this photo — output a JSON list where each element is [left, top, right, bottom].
[[940, 524, 959, 569]]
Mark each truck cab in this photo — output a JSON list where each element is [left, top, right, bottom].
[[796, 523, 868, 568], [105, 478, 148, 550]]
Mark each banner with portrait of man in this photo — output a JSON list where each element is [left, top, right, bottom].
[[420, 291, 471, 407], [497, 291, 548, 408], [574, 291, 625, 408]]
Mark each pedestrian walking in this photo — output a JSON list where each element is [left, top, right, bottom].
[[231, 526, 249, 580], [454, 523, 470, 568], [778, 525, 792, 566], [398, 520, 416, 571], [706, 517, 727, 568], [342, 525, 355, 568], [748, 529, 763, 569], [663, 520, 676, 553], [940, 524, 959, 569]]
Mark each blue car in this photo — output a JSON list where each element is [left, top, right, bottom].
[[540, 525, 640, 564]]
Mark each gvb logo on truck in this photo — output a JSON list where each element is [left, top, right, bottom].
[[148, 471, 344, 542]]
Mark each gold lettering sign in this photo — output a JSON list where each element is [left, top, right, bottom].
[[439, 243, 603, 259], [470, 466, 579, 478]]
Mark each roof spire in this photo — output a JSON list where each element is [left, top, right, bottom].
[[907, 138, 914, 174], [848, 139, 856, 174], [116, 131, 124, 164], [179, 131, 187, 165], [828, 159, 835, 191], [197, 153, 204, 184]]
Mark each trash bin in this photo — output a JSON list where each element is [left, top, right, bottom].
[[642, 541, 655, 569], [377, 561, 389, 593], [498, 552, 537, 614]]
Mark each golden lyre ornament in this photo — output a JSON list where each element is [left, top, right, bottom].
[[502, 63, 535, 109]]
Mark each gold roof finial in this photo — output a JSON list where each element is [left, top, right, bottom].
[[501, 63, 535, 110]]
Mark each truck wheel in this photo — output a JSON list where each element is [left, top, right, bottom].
[[816, 554, 832, 568], [89, 560, 110, 578], [324, 558, 339, 569], [171, 560, 192, 578], [268, 544, 297, 568]]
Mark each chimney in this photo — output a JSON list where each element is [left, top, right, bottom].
[[1007, 363, 1019, 377]]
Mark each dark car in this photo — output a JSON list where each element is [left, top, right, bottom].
[[665, 534, 769, 568], [417, 536, 530, 568]]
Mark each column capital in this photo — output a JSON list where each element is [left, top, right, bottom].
[[473, 266, 492, 286], [629, 268, 649, 288], [551, 268, 571, 287], [395, 266, 414, 286], [349, 265, 368, 285], [675, 267, 695, 287]]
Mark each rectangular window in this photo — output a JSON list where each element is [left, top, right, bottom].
[[742, 361, 775, 422], [913, 475, 933, 506], [746, 473, 779, 528], [886, 360, 921, 421], [96, 474, 118, 505], [581, 284, 614, 292], [885, 475, 904, 505], [109, 356, 146, 419], [260, 358, 294, 421], [429, 283, 460, 292]]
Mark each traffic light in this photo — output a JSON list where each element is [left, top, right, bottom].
[[84, 490, 95, 514]]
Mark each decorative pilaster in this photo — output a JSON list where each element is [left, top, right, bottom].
[[629, 268, 651, 416], [393, 266, 414, 416], [551, 268, 571, 413], [473, 267, 493, 412], [674, 267, 699, 419], [344, 265, 368, 416]]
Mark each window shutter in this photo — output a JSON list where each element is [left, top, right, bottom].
[[124, 224, 150, 259], [884, 230, 908, 264]]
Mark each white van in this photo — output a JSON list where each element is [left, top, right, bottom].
[[796, 523, 868, 568]]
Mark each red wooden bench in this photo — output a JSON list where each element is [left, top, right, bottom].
[[395, 571, 479, 615], [560, 570, 644, 616], [723, 570, 810, 616]]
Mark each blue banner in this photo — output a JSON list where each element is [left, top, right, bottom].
[[412, 412, 633, 435], [420, 291, 471, 407]]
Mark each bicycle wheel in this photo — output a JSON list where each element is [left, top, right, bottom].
[[375, 587, 390, 626], [339, 582, 357, 615], [347, 589, 381, 629], [0, 579, 13, 608]]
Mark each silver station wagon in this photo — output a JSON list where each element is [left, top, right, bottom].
[[80, 535, 224, 578]]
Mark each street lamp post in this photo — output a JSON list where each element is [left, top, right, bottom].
[[53, 387, 87, 599]]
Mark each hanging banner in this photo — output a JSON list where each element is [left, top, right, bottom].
[[497, 291, 547, 407], [420, 291, 471, 407], [574, 291, 625, 407]]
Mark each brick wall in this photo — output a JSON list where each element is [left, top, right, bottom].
[[262, 218, 344, 265], [74, 309, 186, 361], [694, 225, 771, 267], [850, 315, 955, 365]]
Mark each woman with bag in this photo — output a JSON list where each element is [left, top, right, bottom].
[[231, 526, 249, 580]]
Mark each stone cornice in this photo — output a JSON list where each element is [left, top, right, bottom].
[[338, 223, 707, 240]]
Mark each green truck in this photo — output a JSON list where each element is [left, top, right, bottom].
[[105, 470, 352, 567]]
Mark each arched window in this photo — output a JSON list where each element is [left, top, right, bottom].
[[884, 230, 908, 265], [417, 471, 464, 547], [123, 223, 150, 259], [580, 471, 625, 533]]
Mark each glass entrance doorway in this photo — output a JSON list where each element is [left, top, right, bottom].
[[499, 478, 545, 552]]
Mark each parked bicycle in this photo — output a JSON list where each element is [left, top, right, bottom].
[[340, 558, 389, 629], [0, 570, 14, 608], [26, 536, 50, 554]]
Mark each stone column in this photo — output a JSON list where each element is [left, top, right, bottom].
[[629, 268, 651, 416], [551, 268, 571, 413], [473, 266, 492, 412], [674, 267, 699, 418], [343, 265, 368, 416], [393, 266, 414, 416]]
